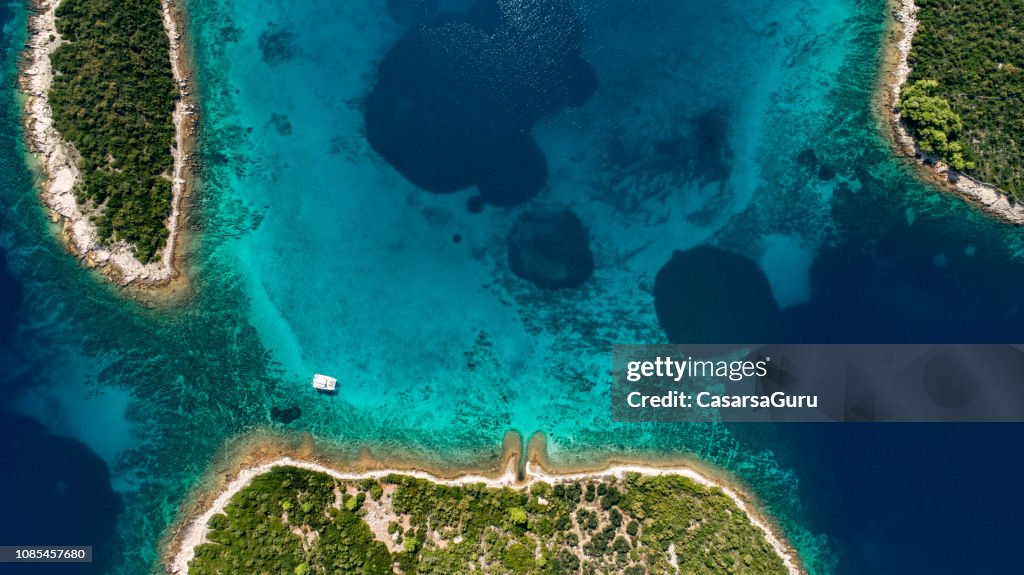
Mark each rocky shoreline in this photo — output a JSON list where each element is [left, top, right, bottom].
[[161, 434, 805, 575], [19, 0, 197, 287], [884, 0, 1024, 225]]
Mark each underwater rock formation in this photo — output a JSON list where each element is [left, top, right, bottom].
[[654, 246, 780, 343], [365, 0, 597, 207], [258, 26, 297, 65], [796, 148, 817, 167], [268, 113, 292, 136], [270, 405, 302, 424], [508, 208, 593, 289]]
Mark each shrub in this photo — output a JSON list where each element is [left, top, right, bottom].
[[50, 0, 178, 262], [509, 507, 528, 527], [900, 79, 974, 171]]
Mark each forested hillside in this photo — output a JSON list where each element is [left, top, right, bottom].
[[50, 0, 177, 262], [907, 0, 1024, 199], [188, 467, 789, 575]]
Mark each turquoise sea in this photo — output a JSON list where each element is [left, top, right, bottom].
[[2, 0, 1023, 573]]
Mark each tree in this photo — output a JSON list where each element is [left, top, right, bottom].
[[900, 79, 975, 171], [509, 507, 528, 527], [403, 536, 419, 554]]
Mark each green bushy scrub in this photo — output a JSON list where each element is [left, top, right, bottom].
[[907, 0, 1024, 198], [188, 466, 789, 575], [50, 0, 177, 262]]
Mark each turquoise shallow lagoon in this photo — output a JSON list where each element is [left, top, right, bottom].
[[3, 0, 1024, 573]]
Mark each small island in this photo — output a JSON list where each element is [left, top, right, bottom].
[[21, 0, 195, 286], [887, 0, 1024, 223], [164, 442, 803, 575]]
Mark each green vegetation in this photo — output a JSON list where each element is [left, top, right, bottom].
[[49, 0, 178, 262], [906, 0, 1024, 198], [188, 466, 789, 575], [899, 80, 972, 171]]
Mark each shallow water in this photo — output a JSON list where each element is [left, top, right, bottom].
[[2, 0, 1024, 573]]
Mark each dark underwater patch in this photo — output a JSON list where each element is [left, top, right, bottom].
[[270, 405, 302, 424], [0, 413, 123, 574], [797, 148, 837, 180], [268, 113, 292, 136], [611, 108, 734, 195], [796, 148, 817, 167], [686, 110, 733, 185], [219, 24, 241, 44], [466, 195, 485, 213], [654, 246, 780, 343], [475, 134, 548, 207], [258, 26, 297, 66], [365, 0, 597, 208], [508, 208, 593, 289]]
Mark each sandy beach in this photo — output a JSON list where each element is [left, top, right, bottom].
[[19, 0, 197, 288], [163, 433, 804, 575], [882, 0, 1024, 225]]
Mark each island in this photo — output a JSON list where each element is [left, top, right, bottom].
[[886, 0, 1024, 223], [163, 437, 803, 575], [20, 0, 195, 287]]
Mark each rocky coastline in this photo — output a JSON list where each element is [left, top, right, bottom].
[[19, 0, 198, 287], [883, 0, 1024, 225], [161, 433, 805, 575]]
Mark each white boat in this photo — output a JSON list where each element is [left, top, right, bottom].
[[312, 373, 337, 392]]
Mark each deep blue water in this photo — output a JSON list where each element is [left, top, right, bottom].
[[0, 413, 123, 574], [2, 0, 1024, 574], [775, 424, 1024, 573]]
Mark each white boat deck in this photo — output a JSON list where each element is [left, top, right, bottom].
[[312, 373, 337, 391]]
